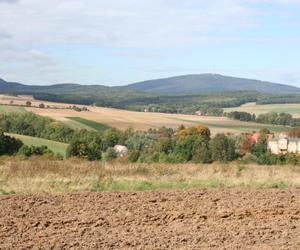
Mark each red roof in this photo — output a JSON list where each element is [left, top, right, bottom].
[[249, 132, 273, 143]]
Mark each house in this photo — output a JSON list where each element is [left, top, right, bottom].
[[113, 145, 129, 157], [268, 135, 300, 154], [195, 110, 202, 116]]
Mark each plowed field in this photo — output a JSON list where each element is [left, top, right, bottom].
[[1, 189, 299, 249]]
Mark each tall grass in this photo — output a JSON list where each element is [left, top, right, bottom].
[[0, 157, 299, 195], [0, 104, 26, 113]]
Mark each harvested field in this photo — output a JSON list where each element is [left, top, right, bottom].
[[0, 189, 299, 249]]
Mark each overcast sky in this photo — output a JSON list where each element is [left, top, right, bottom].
[[0, 0, 300, 86]]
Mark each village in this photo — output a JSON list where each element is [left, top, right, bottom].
[[247, 131, 300, 155]]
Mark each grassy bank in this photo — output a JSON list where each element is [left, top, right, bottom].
[[0, 104, 26, 113], [6, 134, 69, 158], [0, 158, 299, 194]]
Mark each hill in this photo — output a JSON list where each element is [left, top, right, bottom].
[[1, 75, 300, 114], [1, 74, 300, 96], [126, 74, 300, 95]]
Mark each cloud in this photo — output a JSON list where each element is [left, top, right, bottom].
[[0, 0, 18, 3], [0, 0, 299, 84], [0, 0, 298, 48], [0, 0, 262, 48]]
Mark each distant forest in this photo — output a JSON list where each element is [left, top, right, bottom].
[[33, 91, 300, 115]]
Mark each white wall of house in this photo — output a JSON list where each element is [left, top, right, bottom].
[[268, 138, 300, 154]]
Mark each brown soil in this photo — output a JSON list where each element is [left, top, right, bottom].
[[1, 189, 300, 249]]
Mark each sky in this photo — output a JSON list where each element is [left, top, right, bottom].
[[0, 0, 300, 86]]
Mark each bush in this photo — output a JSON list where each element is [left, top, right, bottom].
[[18, 145, 54, 157], [210, 134, 237, 162], [102, 148, 117, 161], [127, 151, 140, 162], [240, 153, 258, 164], [0, 132, 23, 155]]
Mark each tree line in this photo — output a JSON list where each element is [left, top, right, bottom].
[[2, 112, 300, 165], [226, 111, 300, 126], [67, 124, 300, 165]]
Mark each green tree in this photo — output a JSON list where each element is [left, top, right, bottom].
[[0, 132, 23, 155], [251, 129, 270, 157], [192, 137, 211, 163], [210, 134, 237, 161]]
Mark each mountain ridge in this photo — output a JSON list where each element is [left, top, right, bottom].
[[0, 74, 299, 95], [126, 74, 300, 95]]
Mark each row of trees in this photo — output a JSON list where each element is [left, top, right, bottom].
[[0, 112, 75, 143], [66, 125, 237, 163], [67, 124, 300, 165], [226, 111, 300, 126], [34, 91, 259, 115]]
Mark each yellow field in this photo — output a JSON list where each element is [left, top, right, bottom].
[[224, 102, 300, 118], [0, 95, 289, 134]]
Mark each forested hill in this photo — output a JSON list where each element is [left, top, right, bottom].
[[126, 74, 300, 95], [1, 75, 300, 114], [1, 74, 300, 96]]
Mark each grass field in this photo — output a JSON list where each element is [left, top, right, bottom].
[[0, 159, 299, 194], [224, 102, 300, 118], [0, 104, 26, 113], [6, 133, 69, 158], [67, 117, 110, 131]]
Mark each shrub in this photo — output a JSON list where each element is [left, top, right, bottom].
[[0, 132, 23, 155], [127, 151, 140, 162], [210, 134, 237, 162], [18, 145, 54, 157], [102, 148, 117, 161], [240, 153, 258, 164]]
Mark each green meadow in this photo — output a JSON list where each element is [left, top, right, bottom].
[[67, 117, 110, 131], [7, 133, 69, 158]]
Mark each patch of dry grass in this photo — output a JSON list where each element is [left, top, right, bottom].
[[0, 157, 299, 194]]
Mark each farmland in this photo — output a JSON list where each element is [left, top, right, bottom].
[[0, 159, 299, 249], [225, 102, 300, 118], [0, 94, 291, 135]]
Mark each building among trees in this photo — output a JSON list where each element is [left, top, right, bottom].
[[268, 134, 300, 154]]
